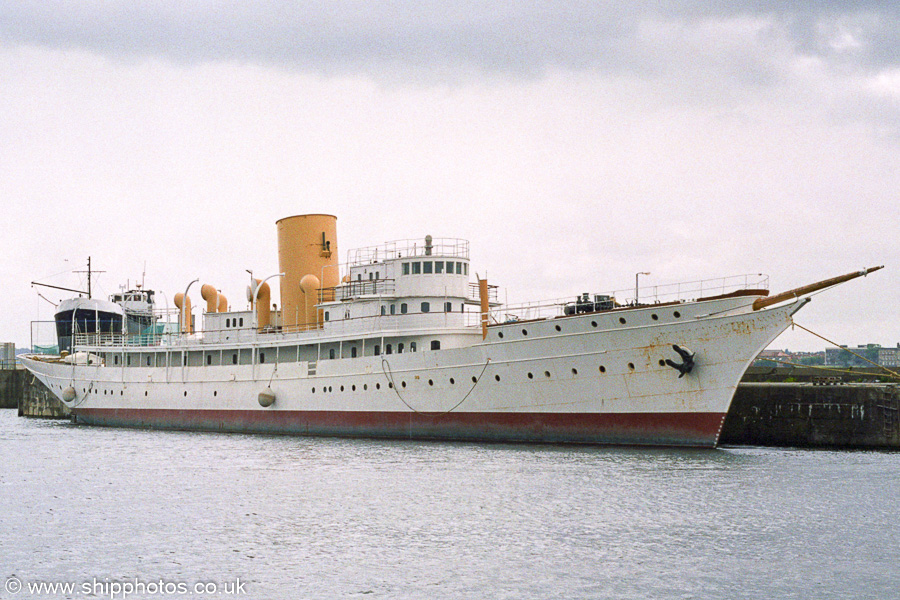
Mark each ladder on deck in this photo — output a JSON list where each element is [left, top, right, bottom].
[[880, 387, 899, 440]]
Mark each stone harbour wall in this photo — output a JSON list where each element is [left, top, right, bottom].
[[721, 383, 899, 448]]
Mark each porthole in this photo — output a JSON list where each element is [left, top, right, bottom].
[[572, 368, 578, 375], [599, 365, 606, 373], [628, 362, 635, 370], [312, 387, 316, 393], [674, 311, 681, 318], [144, 391, 148, 397], [340, 385, 345, 392], [544, 371, 551, 378], [659, 359, 666, 367], [214, 391, 217, 397], [472, 376, 477, 383], [494, 374, 501, 382], [522, 329, 528, 336], [401, 381, 407, 388], [352, 385, 356, 391], [527, 372, 534, 379], [364, 384, 368, 391], [428, 379, 434, 386], [377, 383, 381, 390], [498, 331, 504, 339], [591, 321, 598, 328], [184, 391, 188, 397], [619, 317, 626, 324], [449, 378, 455, 385], [555, 325, 561, 332], [328, 386, 333, 392], [651, 314, 659, 320]]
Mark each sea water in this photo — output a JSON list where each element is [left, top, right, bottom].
[[1, 410, 897, 600]]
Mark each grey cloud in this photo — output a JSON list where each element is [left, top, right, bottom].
[[0, 1, 898, 77]]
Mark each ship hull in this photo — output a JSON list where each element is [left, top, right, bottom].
[[21, 297, 803, 448], [73, 408, 726, 447]]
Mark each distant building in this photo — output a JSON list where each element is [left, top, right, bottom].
[[825, 344, 900, 367], [878, 345, 900, 368], [753, 349, 824, 366]]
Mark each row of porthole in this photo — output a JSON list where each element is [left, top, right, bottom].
[[496, 311, 683, 339], [74, 359, 673, 398], [312, 360, 665, 392]]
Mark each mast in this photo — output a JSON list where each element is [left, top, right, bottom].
[[752, 266, 884, 311]]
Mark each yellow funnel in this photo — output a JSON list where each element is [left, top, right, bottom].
[[277, 214, 338, 330]]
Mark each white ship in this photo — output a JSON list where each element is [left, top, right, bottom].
[[21, 214, 881, 447]]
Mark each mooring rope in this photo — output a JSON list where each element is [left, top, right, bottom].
[[381, 356, 490, 415], [791, 321, 900, 381]]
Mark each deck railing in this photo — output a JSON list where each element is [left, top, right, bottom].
[[61, 273, 768, 349], [494, 274, 769, 323], [347, 238, 469, 265]]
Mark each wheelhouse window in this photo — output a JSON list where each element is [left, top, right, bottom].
[[421, 302, 430, 313], [412, 262, 421, 274], [423, 261, 433, 274], [435, 261, 444, 274], [403, 263, 410, 275], [456, 262, 462, 274]]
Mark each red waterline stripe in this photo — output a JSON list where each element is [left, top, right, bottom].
[[75, 408, 726, 447]]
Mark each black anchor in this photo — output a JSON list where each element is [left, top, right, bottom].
[[665, 344, 695, 378]]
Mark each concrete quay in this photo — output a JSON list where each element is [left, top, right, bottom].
[[0, 367, 70, 419], [721, 382, 899, 449]]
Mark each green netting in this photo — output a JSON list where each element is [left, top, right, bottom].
[[32, 344, 59, 355], [142, 322, 179, 335]]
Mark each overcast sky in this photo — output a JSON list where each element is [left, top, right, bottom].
[[1, 2, 897, 352]]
